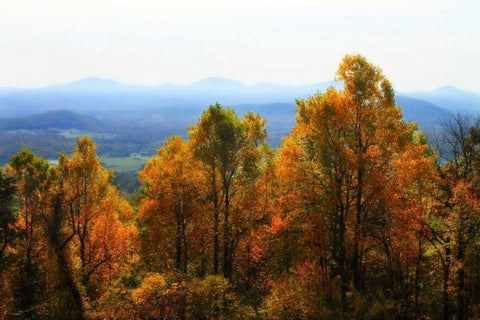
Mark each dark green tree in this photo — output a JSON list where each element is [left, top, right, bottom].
[[0, 168, 17, 275], [189, 103, 267, 279]]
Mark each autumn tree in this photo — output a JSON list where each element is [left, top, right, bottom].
[[0, 168, 16, 273], [188, 103, 268, 280], [0, 168, 17, 316], [59, 137, 137, 300], [3, 139, 137, 319], [268, 54, 435, 317], [232, 147, 274, 303], [4, 149, 84, 318], [139, 136, 205, 274], [427, 113, 480, 319], [7, 149, 55, 317]]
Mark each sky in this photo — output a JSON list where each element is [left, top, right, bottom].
[[0, 0, 479, 91]]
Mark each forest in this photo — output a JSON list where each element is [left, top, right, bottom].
[[1, 54, 480, 319]]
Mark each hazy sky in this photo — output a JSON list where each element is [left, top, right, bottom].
[[0, 0, 479, 91]]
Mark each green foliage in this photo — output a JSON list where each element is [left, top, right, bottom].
[[187, 275, 231, 319], [187, 275, 255, 320], [11, 260, 44, 318]]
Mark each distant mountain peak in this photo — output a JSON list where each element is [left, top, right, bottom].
[[192, 77, 246, 87], [68, 77, 120, 86], [431, 85, 461, 93], [0, 109, 105, 131], [426, 85, 480, 96]]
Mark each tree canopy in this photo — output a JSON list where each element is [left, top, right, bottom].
[[0, 55, 479, 319]]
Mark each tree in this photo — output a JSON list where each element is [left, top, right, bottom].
[[0, 168, 17, 316], [428, 113, 480, 319], [269, 54, 434, 317], [59, 137, 137, 298], [189, 103, 268, 280], [0, 168, 16, 272], [7, 149, 55, 317], [139, 136, 204, 274]]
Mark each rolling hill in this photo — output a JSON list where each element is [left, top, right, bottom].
[[406, 86, 480, 114], [396, 95, 451, 130], [0, 110, 106, 131], [0, 77, 343, 119]]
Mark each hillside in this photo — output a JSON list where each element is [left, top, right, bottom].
[[406, 86, 480, 114], [0, 110, 106, 131], [396, 95, 452, 129], [0, 78, 342, 119], [0, 95, 452, 159], [0, 110, 172, 164], [0, 78, 465, 129]]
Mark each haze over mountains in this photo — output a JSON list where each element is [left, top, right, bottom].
[[1, 76, 478, 139], [406, 86, 480, 114], [0, 76, 474, 128], [0, 77, 341, 120]]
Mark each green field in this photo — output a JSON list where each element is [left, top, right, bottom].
[[100, 153, 151, 173], [59, 129, 116, 139], [45, 153, 151, 173], [6, 129, 45, 135]]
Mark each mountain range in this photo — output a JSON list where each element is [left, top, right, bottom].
[[0, 77, 476, 146], [0, 77, 343, 120], [1, 77, 477, 122]]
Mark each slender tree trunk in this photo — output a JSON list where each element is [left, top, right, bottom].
[[80, 237, 87, 287], [474, 251, 480, 311], [182, 220, 188, 274], [457, 239, 466, 320], [339, 215, 348, 314], [443, 237, 451, 320], [223, 183, 231, 280], [212, 170, 219, 275], [414, 236, 422, 320], [353, 166, 364, 291], [47, 193, 84, 320], [54, 247, 85, 320], [175, 215, 182, 271], [213, 205, 219, 275]]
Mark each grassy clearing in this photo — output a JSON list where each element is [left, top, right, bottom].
[[59, 129, 116, 139], [6, 129, 40, 135], [100, 153, 151, 173], [47, 153, 150, 173]]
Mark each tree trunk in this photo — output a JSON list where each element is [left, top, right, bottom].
[[414, 235, 422, 319], [213, 170, 219, 275], [47, 193, 84, 320], [54, 247, 85, 320], [213, 205, 219, 275], [182, 220, 188, 274], [175, 216, 182, 271], [443, 237, 451, 320], [223, 183, 231, 280], [457, 239, 466, 320], [353, 166, 364, 291]]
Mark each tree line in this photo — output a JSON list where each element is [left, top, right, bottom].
[[1, 54, 480, 319]]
